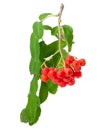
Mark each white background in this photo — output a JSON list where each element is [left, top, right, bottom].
[[0, 0, 112, 130]]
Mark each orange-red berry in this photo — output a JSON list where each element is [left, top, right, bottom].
[[65, 55, 75, 64], [64, 67, 73, 76], [58, 81, 67, 87], [57, 69, 65, 78], [42, 67, 49, 75], [74, 71, 82, 78], [48, 69, 57, 78], [41, 74, 49, 82], [72, 60, 81, 71], [78, 59, 86, 66], [63, 77, 72, 83], [68, 78, 75, 86]]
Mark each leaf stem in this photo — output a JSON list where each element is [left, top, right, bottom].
[[58, 3, 65, 66]]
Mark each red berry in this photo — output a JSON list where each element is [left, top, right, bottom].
[[68, 78, 75, 86], [57, 69, 66, 78], [48, 69, 57, 79], [41, 74, 49, 82], [65, 55, 75, 64], [64, 67, 73, 76], [52, 77, 58, 84], [72, 60, 81, 71], [42, 67, 49, 75], [74, 71, 82, 78], [65, 63, 70, 68], [58, 81, 67, 87], [63, 77, 72, 83], [78, 59, 86, 66]]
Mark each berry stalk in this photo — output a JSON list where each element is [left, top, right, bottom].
[[58, 3, 65, 66]]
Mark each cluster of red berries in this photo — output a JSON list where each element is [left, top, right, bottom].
[[40, 55, 86, 87]]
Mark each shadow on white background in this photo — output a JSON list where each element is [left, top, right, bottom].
[[0, 0, 112, 130]]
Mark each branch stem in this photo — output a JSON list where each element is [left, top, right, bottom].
[[58, 3, 65, 66]]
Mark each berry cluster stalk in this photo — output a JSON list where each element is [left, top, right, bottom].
[[58, 3, 65, 66]]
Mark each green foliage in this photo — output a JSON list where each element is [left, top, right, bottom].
[[33, 22, 44, 39], [39, 41, 48, 60], [62, 25, 74, 52], [46, 40, 66, 57], [29, 107, 41, 125], [51, 25, 74, 52], [39, 81, 48, 103], [40, 40, 66, 60], [29, 22, 44, 74], [30, 33, 39, 59], [47, 80, 58, 94], [20, 108, 29, 123], [46, 52, 60, 67], [20, 94, 40, 125], [26, 94, 40, 125], [51, 26, 58, 36], [30, 75, 38, 94], [21, 9, 75, 126], [20, 75, 41, 125], [39, 13, 52, 21], [44, 25, 52, 30], [29, 58, 41, 75], [62, 49, 68, 60]]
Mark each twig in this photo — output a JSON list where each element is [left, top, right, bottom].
[[58, 3, 65, 66], [58, 3, 64, 20]]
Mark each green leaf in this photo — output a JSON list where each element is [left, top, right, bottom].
[[20, 108, 29, 123], [26, 94, 40, 125], [30, 33, 40, 59], [62, 25, 74, 52], [40, 40, 66, 60], [63, 25, 73, 33], [44, 25, 52, 30], [46, 52, 60, 67], [46, 40, 66, 58], [62, 49, 69, 60], [30, 75, 38, 94], [47, 80, 58, 94], [30, 33, 41, 75], [47, 40, 66, 56], [39, 13, 52, 21], [39, 81, 48, 104], [21, 95, 40, 125], [39, 41, 48, 60], [29, 58, 41, 75], [29, 107, 41, 125], [51, 26, 58, 36], [33, 22, 44, 39]]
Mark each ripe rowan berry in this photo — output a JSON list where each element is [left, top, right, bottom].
[[65, 55, 75, 64], [42, 67, 49, 75], [78, 59, 86, 66], [41, 74, 49, 82], [74, 71, 82, 78], [48, 69, 57, 78], [58, 81, 67, 87], [65, 62, 70, 68], [68, 78, 75, 86], [57, 69, 66, 78], [64, 67, 73, 76], [63, 77, 72, 83], [72, 60, 81, 71], [51, 77, 58, 84]]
